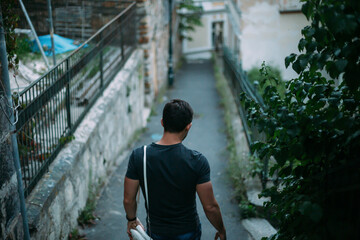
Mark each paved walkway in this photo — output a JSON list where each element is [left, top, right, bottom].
[[83, 60, 250, 240]]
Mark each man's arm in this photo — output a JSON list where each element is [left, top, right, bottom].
[[123, 177, 143, 238], [197, 181, 226, 240], [123, 176, 139, 219]]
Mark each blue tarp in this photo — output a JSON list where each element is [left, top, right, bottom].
[[31, 34, 83, 56]]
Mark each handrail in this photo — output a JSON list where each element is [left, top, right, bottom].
[[16, 2, 137, 197]]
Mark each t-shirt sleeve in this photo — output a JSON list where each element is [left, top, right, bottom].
[[125, 150, 139, 180], [197, 154, 210, 184]]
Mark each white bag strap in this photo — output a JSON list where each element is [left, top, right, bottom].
[[143, 146, 151, 238], [143, 146, 149, 211]]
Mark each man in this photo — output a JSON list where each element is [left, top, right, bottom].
[[123, 99, 226, 240]]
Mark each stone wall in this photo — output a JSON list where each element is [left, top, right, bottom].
[[137, 0, 176, 103], [0, 171, 22, 239], [0, 80, 22, 239], [17, 50, 146, 239]]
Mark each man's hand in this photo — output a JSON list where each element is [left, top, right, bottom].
[[127, 218, 145, 240], [124, 177, 140, 239], [215, 231, 226, 240]]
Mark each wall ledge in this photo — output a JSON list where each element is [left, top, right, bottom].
[[25, 49, 144, 236]]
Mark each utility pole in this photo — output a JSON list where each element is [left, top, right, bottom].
[[19, 0, 51, 70], [0, 6, 31, 240], [47, 0, 56, 65], [167, 0, 174, 86]]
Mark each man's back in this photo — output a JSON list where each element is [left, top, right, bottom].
[[126, 142, 210, 236], [123, 99, 226, 240]]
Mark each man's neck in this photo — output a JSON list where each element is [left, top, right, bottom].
[[156, 131, 183, 145]]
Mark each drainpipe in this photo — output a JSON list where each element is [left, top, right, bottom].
[[0, 7, 31, 240], [19, 0, 51, 70], [167, 0, 174, 86], [47, 0, 56, 65]]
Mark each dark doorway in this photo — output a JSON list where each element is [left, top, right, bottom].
[[212, 21, 224, 51]]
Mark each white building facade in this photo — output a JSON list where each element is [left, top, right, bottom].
[[182, 1, 227, 59], [226, 0, 308, 80]]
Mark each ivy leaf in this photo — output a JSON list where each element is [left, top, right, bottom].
[[326, 60, 346, 79], [302, 26, 315, 38], [292, 59, 302, 74], [298, 38, 307, 52], [306, 41, 317, 52], [334, 59, 348, 72], [301, 2, 312, 20], [309, 203, 323, 223], [299, 54, 310, 70], [292, 55, 309, 74], [299, 201, 323, 223], [285, 53, 297, 68]]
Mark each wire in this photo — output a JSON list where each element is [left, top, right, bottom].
[[0, 95, 19, 125], [0, 131, 11, 144], [0, 70, 21, 130]]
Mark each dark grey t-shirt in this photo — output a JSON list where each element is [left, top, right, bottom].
[[125, 142, 210, 236]]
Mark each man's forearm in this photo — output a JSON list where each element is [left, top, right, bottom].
[[204, 203, 225, 233], [123, 199, 137, 219]]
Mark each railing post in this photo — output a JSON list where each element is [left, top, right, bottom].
[[100, 32, 104, 88], [65, 58, 72, 130]]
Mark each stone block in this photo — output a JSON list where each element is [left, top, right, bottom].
[[242, 218, 276, 240]]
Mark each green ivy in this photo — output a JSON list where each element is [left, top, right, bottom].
[[242, 0, 360, 239]]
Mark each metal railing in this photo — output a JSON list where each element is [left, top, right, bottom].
[[222, 46, 269, 188], [15, 1, 137, 197]]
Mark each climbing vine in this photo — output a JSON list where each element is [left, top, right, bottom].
[[242, 0, 360, 239]]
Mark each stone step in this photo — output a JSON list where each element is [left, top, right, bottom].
[[242, 218, 277, 240], [246, 189, 270, 207]]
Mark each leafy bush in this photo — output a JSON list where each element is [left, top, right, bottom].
[[239, 201, 258, 219], [178, 0, 203, 41], [247, 64, 286, 97], [1, 0, 19, 69], [15, 36, 32, 59], [242, 0, 360, 239]]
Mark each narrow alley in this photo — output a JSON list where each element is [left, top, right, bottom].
[[83, 59, 250, 240]]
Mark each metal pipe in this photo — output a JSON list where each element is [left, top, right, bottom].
[[19, 0, 51, 69], [0, 7, 31, 240], [167, 0, 174, 86], [47, 0, 56, 65]]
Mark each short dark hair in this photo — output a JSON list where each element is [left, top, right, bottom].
[[162, 99, 194, 133]]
